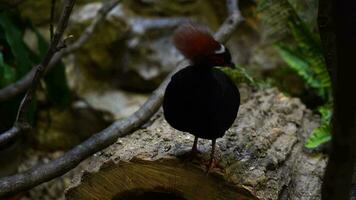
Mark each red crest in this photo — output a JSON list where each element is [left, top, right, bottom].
[[172, 24, 220, 62]]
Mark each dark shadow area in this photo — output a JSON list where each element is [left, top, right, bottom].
[[113, 188, 186, 200]]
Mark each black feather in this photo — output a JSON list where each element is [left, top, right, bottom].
[[163, 66, 240, 140]]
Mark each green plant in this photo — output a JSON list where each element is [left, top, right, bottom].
[[0, 11, 71, 128], [258, 0, 332, 148], [219, 65, 256, 86], [305, 104, 332, 148], [274, 15, 331, 101]]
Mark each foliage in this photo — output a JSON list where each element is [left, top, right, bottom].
[[0, 52, 16, 87], [258, 0, 332, 148], [219, 65, 256, 86], [275, 15, 331, 101], [0, 12, 32, 78], [0, 11, 71, 128], [305, 104, 332, 148]]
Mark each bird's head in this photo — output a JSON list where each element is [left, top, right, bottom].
[[172, 24, 235, 68]]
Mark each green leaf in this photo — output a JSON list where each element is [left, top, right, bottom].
[[305, 104, 333, 149], [258, 0, 331, 102], [318, 104, 332, 122], [44, 64, 71, 107], [0, 12, 33, 78], [275, 44, 321, 89], [305, 123, 332, 149], [0, 12, 39, 124], [287, 15, 331, 100], [0, 51, 16, 87]]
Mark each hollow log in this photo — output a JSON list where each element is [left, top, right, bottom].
[[65, 87, 326, 200]]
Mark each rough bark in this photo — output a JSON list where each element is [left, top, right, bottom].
[[66, 86, 326, 200]]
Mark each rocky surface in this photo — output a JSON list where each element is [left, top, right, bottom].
[[16, 0, 97, 25], [16, 150, 87, 200], [66, 87, 327, 200], [14, 0, 319, 89], [32, 89, 147, 150], [68, 2, 189, 91]]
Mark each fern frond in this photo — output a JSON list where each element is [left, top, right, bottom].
[[305, 104, 332, 148]]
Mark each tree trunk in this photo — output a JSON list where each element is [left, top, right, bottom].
[[319, 0, 356, 199], [66, 86, 326, 200]]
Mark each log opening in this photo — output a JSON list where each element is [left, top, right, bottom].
[[65, 88, 325, 200], [65, 157, 256, 200], [112, 188, 186, 200]]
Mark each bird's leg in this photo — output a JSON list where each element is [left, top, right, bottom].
[[191, 136, 199, 154], [206, 139, 216, 172], [205, 139, 224, 173], [187, 136, 201, 159], [209, 139, 216, 166]]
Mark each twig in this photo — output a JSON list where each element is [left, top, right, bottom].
[[0, 0, 243, 196], [0, 0, 76, 147], [226, 0, 238, 16], [13, 0, 76, 125], [215, 0, 244, 43], [50, 0, 56, 41], [0, 0, 120, 147], [0, 0, 120, 102]]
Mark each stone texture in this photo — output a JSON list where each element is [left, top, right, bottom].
[[66, 87, 326, 200]]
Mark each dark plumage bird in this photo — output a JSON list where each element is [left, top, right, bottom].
[[163, 24, 240, 169]]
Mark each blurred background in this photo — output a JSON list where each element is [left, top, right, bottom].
[[0, 0, 330, 198]]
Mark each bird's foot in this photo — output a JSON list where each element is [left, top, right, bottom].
[[204, 156, 224, 174]]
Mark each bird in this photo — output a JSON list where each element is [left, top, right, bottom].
[[163, 24, 240, 170]]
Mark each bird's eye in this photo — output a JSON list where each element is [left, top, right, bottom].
[[214, 44, 225, 54]]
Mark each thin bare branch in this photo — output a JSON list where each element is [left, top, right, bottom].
[[0, 0, 120, 102], [50, 0, 56, 41], [0, 127, 22, 146], [0, 0, 120, 147], [215, 0, 243, 43], [226, 0, 238, 16], [0, 0, 76, 147], [0, 0, 243, 196], [13, 0, 76, 125]]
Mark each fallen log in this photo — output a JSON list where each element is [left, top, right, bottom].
[[66, 87, 326, 200]]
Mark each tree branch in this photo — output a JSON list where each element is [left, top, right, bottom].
[[215, 0, 244, 43], [0, 0, 243, 196], [226, 0, 238, 16], [0, 0, 120, 147], [50, 0, 56, 41], [0, 0, 120, 103], [0, 0, 76, 147]]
